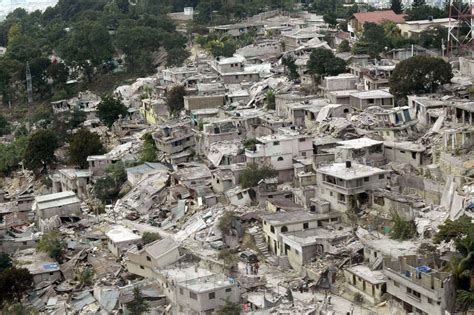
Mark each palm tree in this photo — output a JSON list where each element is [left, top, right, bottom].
[[456, 289, 474, 314]]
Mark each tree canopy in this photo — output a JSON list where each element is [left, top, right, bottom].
[[307, 48, 346, 78], [97, 95, 128, 127], [240, 163, 278, 188], [23, 129, 59, 171], [389, 56, 453, 98], [0, 267, 34, 306], [68, 129, 105, 168], [166, 85, 186, 116]]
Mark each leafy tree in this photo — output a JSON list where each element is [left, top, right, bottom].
[[94, 162, 127, 203], [352, 23, 389, 57], [389, 56, 452, 98], [415, 26, 447, 50], [37, 232, 65, 262], [0, 254, 12, 273], [217, 249, 238, 272], [127, 287, 150, 315], [218, 211, 237, 235], [142, 232, 161, 245], [166, 85, 186, 116], [337, 40, 351, 53], [323, 12, 338, 28], [266, 90, 276, 110], [391, 0, 403, 14], [23, 129, 59, 171], [139, 133, 157, 163], [217, 297, 241, 315], [307, 48, 346, 78], [434, 215, 474, 250], [78, 267, 94, 288], [390, 213, 416, 240], [0, 136, 28, 174], [97, 95, 128, 127], [0, 115, 10, 136], [405, 5, 447, 21], [0, 303, 37, 315], [242, 138, 259, 151], [61, 22, 114, 82], [0, 267, 33, 306], [240, 163, 277, 188], [68, 129, 104, 168], [166, 47, 190, 67], [412, 0, 425, 7], [282, 55, 299, 81], [68, 108, 87, 129]]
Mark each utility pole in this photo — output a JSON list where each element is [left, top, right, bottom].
[[26, 61, 33, 104]]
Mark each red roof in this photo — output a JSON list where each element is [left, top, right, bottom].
[[353, 10, 406, 25]]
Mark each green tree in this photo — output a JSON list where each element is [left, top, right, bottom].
[[97, 95, 128, 127], [390, 212, 416, 240], [412, 0, 425, 7], [0, 254, 11, 273], [23, 129, 59, 171], [337, 40, 351, 53], [105, 161, 127, 186], [216, 297, 241, 315], [166, 47, 190, 67], [139, 133, 157, 163], [217, 249, 238, 272], [0, 267, 33, 306], [166, 85, 186, 116], [0, 137, 28, 174], [405, 5, 446, 21], [37, 232, 65, 262], [323, 12, 338, 28], [282, 55, 300, 81], [307, 48, 346, 78], [68, 108, 87, 129], [61, 22, 114, 82], [218, 211, 237, 235], [239, 163, 277, 188], [391, 0, 403, 14], [0, 115, 10, 136], [434, 215, 474, 251], [78, 267, 94, 288], [127, 287, 150, 315], [0, 302, 37, 315], [68, 129, 104, 168], [142, 232, 161, 245], [389, 56, 452, 98], [94, 162, 127, 203], [352, 23, 389, 57], [415, 26, 447, 50], [266, 90, 276, 110]]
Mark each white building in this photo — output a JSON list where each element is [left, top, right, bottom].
[[245, 129, 314, 182], [125, 237, 180, 278], [106, 225, 142, 257]]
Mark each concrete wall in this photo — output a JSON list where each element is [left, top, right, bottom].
[[184, 95, 225, 111], [344, 270, 385, 305], [393, 174, 443, 205], [126, 247, 180, 278], [37, 202, 81, 220], [33, 270, 61, 285], [222, 72, 259, 84], [384, 147, 425, 167], [177, 284, 240, 313]]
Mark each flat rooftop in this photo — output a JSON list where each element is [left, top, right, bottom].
[[177, 274, 235, 293], [106, 226, 142, 243], [281, 225, 352, 246], [261, 210, 340, 226], [35, 191, 80, 210], [350, 90, 393, 99], [317, 163, 388, 180], [346, 265, 385, 284], [337, 137, 383, 149]]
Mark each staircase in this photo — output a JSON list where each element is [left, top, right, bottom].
[[249, 227, 276, 265]]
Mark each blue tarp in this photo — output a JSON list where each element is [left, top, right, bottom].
[[416, 266, 432, 273]]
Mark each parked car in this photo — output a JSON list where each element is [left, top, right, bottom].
[[210, 241, 227, 250], [239, 250, 258, 263]]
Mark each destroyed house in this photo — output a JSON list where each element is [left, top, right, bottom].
[[200, 120, 242, 153], [33, 191, 81, 222], [445, 101, 474, 126], [162, 67, 198, 84], [15, 249, 61, 285], [106, 226, 142, 257], [175, 273, 240, 314], [349, 90, 394, 110], [172, 164, 212, 188], [344, 265, 386, 305], [152, 119, 195, 163], [125, 237, 180, 278], [280, 225, 353, 272], [209, 22, 264, 37], [316, 162, 389, 214], [245, 131, 313, 182], [375, 106, 417, 140], [383, 141, 427, 167], [407, 95, 446, 126], [361, 62, 395, 91], [334, 138, 385, 167], [207, 140, 246, 168], [261, 210, 341, 256], [383, 256, 455, 315], [51, 169, 92, 200]]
